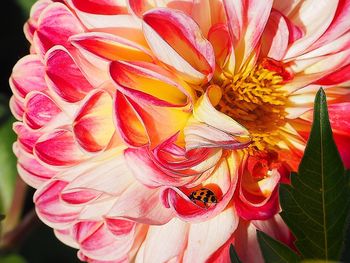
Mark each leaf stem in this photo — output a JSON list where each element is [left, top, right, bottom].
[[0, 209, 40, 251], [2, 177, 27, 233]]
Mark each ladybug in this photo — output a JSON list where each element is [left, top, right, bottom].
[[189, 188, 218, 207]]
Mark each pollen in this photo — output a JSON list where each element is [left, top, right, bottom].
[[216, 59, 289, 154]]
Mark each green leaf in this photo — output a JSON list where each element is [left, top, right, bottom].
[[257, 230, 300, 263], [0, 117, 17, 214], [280, 88, 350, 260], [229, 244, 242, 263], [15, 0, 37, 16], [0, 254, 26, 263]]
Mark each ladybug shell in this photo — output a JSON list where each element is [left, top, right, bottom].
[[189, 188, 218, 204]]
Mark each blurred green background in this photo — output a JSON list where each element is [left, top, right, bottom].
[[0, 0, 79, 262]]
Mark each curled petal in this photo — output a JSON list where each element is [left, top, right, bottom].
[[284, 0, 339, 59], [34, 180, 82, 229], [60, 153, 134, 205], [24, 0, 52, 42], [235, 166, 281, 220], [185, 86, 250, 150], [45, 47, 94, 103], [138, 218, 188, 263], [111, 61, 194, 147], [54, 228, 80, 249], [72, 220, 135, 262], [13, 122, 43, 153], [224, 0, 273, 68], [24, 92, 62, 129], [10, 55, 46, 99], [106, 181, 174, 225], [307, 0, 350, 52], [110, 60, 193, 107], [34, 129, 88, 167], [207, 23, 232, 69], [261, 10, 289, 60], [114, 91, 149, 147], [143, 8, 215, 84], [10, 96, 25, 120], [70, 0, 128, 15], [316, 64, 350, 86], [16, 147, 57, 188], [183, 207, 239, 262], [73, 90, 115, 152], [33, 2, 84, 55], [124, 136, 222, 187], [70, 32, 153, 62]]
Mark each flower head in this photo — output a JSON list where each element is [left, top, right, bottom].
[[10, 0, 350, 262]]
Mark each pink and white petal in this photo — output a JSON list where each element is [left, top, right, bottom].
[[45, 47, 94, 103], [143, 8, 215, 84], [66, 0, 144, 44], [261, 10, 289, 61], [73, 221, 134, 261], [185, 86, 250, 150], [69, 0, 128, 15], [34, 180, 82, 229], [284, 14, 304, 44], [223, 0, 244, 44], [110, 60, 194, 107], [316, 64, 350, 85], [235, 184, 280, 221], [105, 218, 136, 238], [225, 0, 273, 69], [124, 147, 189, 187], [208, 23, 232, 68], [24, 0, 52, 42], [191, 0, 213, 37], [10, 96, 25, 120], [61, 153, 133, 203], [140, 218, 188, 263], [33, 2, 84, 56], [13, 122, 42, 153], [153, 135, 223, 177], [183, 206, 239, 262], [111, 61, 194, 147], [128, 0, 156, 16], [284, 0, 339, 59], [272, 0, 303, 16], [296, 31, 350, 60], [70, 32, 153, 62], [16, 148, 57, 188], [324, 102, 350, 167], [306, 0, 350, 52], [106, 181, 174, 225], [252, 214, 293, 248], [233, 220, 263, 263], [114, 92, 149, 147], [54, 228, 80, 249], [9, 54, 46, 99], [73, 90, 115, 152], [34, 129, 88, 167], [23, 92, 62, 129], [333, 133, 350, 169], [284, 49, 350, 94], [66, 47, 110, 88]]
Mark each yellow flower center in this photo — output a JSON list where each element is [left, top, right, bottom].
[[215, 59, 290, 154]]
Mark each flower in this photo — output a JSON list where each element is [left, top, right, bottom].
[[10, 0, 350, 262]]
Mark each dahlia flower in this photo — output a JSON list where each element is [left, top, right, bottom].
[[10, 0, 350, 262]]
